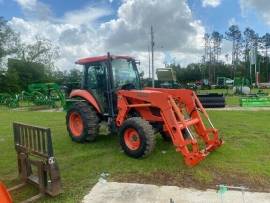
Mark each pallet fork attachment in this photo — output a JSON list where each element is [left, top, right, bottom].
[[116, 88, 223, 166], [6, 123, 62, 202]]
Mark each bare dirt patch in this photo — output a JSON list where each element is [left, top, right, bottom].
[[112, 170, 270, 192]]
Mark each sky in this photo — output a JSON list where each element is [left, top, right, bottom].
[[0, 0, 270, 75]]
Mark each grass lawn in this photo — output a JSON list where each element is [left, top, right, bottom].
[[225, 96, 240, 106], [1, 109, 270, 202]]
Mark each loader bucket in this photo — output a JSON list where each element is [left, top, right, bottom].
[[0, 182, 12, 203]]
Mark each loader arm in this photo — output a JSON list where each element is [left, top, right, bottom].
[[116, 88, 223, 166]]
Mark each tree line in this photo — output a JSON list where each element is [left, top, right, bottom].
[[185, 25, 270, 84]]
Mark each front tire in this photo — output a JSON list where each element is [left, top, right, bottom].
[[66, 102, 99, 143], [119, 117, 156, 158]]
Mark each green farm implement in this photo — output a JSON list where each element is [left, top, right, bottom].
[[240, 91, 270, 107], [26, 83, 65, 107], [0, 93, 19, 108], [0, 83, 65, 109]]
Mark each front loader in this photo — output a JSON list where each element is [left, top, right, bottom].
[[65, 53, 223, 166]]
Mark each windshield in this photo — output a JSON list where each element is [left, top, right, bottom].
[[111, 59, 140, 89]]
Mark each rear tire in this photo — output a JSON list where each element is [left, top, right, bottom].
[[66, 102, 99, 143], [119, 117, 156, 158]]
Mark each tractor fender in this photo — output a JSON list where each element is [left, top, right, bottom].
[[70, 90, 101, 113]]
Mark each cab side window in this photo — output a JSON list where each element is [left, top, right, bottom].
[[86, 62, 107, 112], [87, 63, 106, 89]]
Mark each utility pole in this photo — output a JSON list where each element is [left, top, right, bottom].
[[148, 45, 151, 79], [151, 25, 155, 87]]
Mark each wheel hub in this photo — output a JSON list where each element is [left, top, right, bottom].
[[69, 112, 83, 137], [124, 128, 140, 150]]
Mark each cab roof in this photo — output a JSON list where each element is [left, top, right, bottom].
[[75, 55, 133, 65]]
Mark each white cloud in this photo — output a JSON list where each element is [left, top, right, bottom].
[[14, 0, 52, 20], [240, 0, 270, 26], [11, 1, 111, 70], [202, 0, 221, 8], [8, 16, 105, 70], [61, 6, 112, 26], [102, 0, 204, 52], [10, 0, 206, 75], [100, 0, 205, 72], [15, 0, 36, 10]]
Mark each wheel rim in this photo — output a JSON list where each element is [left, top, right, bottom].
[[124, 128, 140, 150], [69, 112, 83, 137]]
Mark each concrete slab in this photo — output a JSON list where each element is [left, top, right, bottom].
[[82, 182, 270, 203]]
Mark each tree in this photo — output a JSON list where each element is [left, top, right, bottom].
[[0, 71, 7, 92], [203, 33, 211, 63], [5, 67, 20, 93], [243, 28, 259, 80], [243, 28, 255, 63], [202, 32, 223, 83], [67, 69, 82, 83], [225, 25, 242, 77], [0, 17, 19, 68], [211, 31, 223, 63], [260, 33, 270, 81], [50, 68, 82, 85], [226, 25, 242, 64], [6, 58, 48, 92], [51, 69, 68, 84], [16, 36, 59, 69], [211, 31, 223, 82], [244, 28, 257, 51]]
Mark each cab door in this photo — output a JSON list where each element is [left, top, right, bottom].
[[84, 62, 108, 113]]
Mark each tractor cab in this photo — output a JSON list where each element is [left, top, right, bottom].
[[74, 54, 141, 114]]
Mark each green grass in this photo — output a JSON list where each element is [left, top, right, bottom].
[[225, 96, 240, 106], [1, 109, 270, 202]]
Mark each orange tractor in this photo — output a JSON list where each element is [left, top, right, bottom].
[[65, 53, 223, 166]]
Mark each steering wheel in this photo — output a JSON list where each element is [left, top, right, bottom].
[[121, 83, 136, 90]]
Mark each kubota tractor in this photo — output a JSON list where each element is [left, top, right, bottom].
[[65, 53, 223, 166]]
